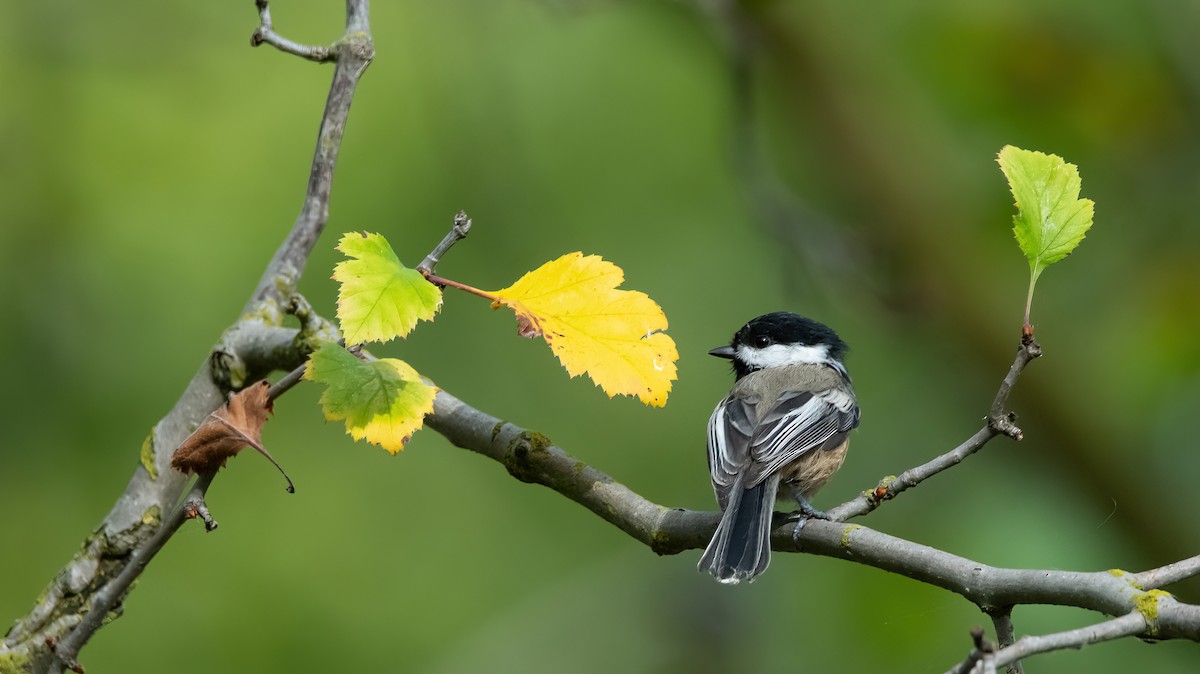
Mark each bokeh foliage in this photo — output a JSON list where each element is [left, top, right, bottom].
[[1, 1, 1198, 672]]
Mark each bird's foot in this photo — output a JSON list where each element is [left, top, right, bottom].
[[784, 500, 830, 543], [784, 500, 831, 523]]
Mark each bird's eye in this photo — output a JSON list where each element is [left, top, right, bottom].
[[753, 335, 771, 348]]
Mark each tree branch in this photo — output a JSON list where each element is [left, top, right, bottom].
[[419, 385, 1200, 665], [425, 390, 703, 553], [425, 384, 1189, 611], [246, 0, 373, 311], [1, 3, 371, 672]]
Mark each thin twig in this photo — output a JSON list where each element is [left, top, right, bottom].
[[250, 0, 334, 62], [988, 339, 1041, 439], [829, 338, 1040, 520], [269, 362, 309, 401], [828, 427, 994, 521], [1131, 553, 1200, 590], [987, 613, 1147, 671], [945, 614, 1148, 674], [417, 211, 473, 274]]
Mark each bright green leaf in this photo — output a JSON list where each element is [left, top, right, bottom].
[[998, 146, 1094, 285], [333, 232, 442, 344], [304, 342, 438, 454]]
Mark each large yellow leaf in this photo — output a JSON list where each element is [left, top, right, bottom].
[[490, 252, 678, 406]]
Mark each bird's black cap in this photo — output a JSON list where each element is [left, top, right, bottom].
[[711, 312, 848, 378]]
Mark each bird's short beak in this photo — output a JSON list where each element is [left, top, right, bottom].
[[708, 346, 736, 359]]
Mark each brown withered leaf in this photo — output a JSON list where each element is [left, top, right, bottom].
[[515, 314, 542, 339], [171, 380, 294, 492]]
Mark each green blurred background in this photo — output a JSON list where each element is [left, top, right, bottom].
[[2, 0, 1199, 671]]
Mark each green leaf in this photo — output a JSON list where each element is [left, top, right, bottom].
[[304, 343, 438, 454], [333, 232, 442, 344], [998, 145, 1094, 285]]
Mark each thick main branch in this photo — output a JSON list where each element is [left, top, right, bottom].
[[1, 3, 372, 672]]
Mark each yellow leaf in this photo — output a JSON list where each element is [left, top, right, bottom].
[[490, 253, 678, 406]]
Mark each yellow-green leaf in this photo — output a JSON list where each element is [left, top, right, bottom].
[[490, 252, 678, 406], [998, 146, 1095, 327], [304, 343, 437, 454], [333, 232, 442, 344], [998, 146, 1094, 285]]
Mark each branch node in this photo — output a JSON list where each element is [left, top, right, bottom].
[[1024, 340, 1042, 359], [868, 475, 896, 504], [183, 493, 219, 532], [285, 292, 340, 361], [501, 430, 554, 484], [1133, 590, 1170, 638], [988, 412, 1024, 441]]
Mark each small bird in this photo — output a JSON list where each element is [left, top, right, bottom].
[[699, 312, 860, 584]]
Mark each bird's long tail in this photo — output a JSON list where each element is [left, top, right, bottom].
[[698, 474, 780, 584]]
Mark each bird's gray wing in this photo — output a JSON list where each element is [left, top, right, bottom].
[[745, 387, 860, 488], [706, 395, 755, 510]]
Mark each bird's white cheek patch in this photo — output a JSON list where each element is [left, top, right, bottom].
[[735, 343, 831, 369]]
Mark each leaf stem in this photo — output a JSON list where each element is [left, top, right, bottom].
[[1023, 275, 1035, 331], [423, 272, 500, 302]]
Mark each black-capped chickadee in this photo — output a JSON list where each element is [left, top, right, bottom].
[[699, 312, 860, 584]]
